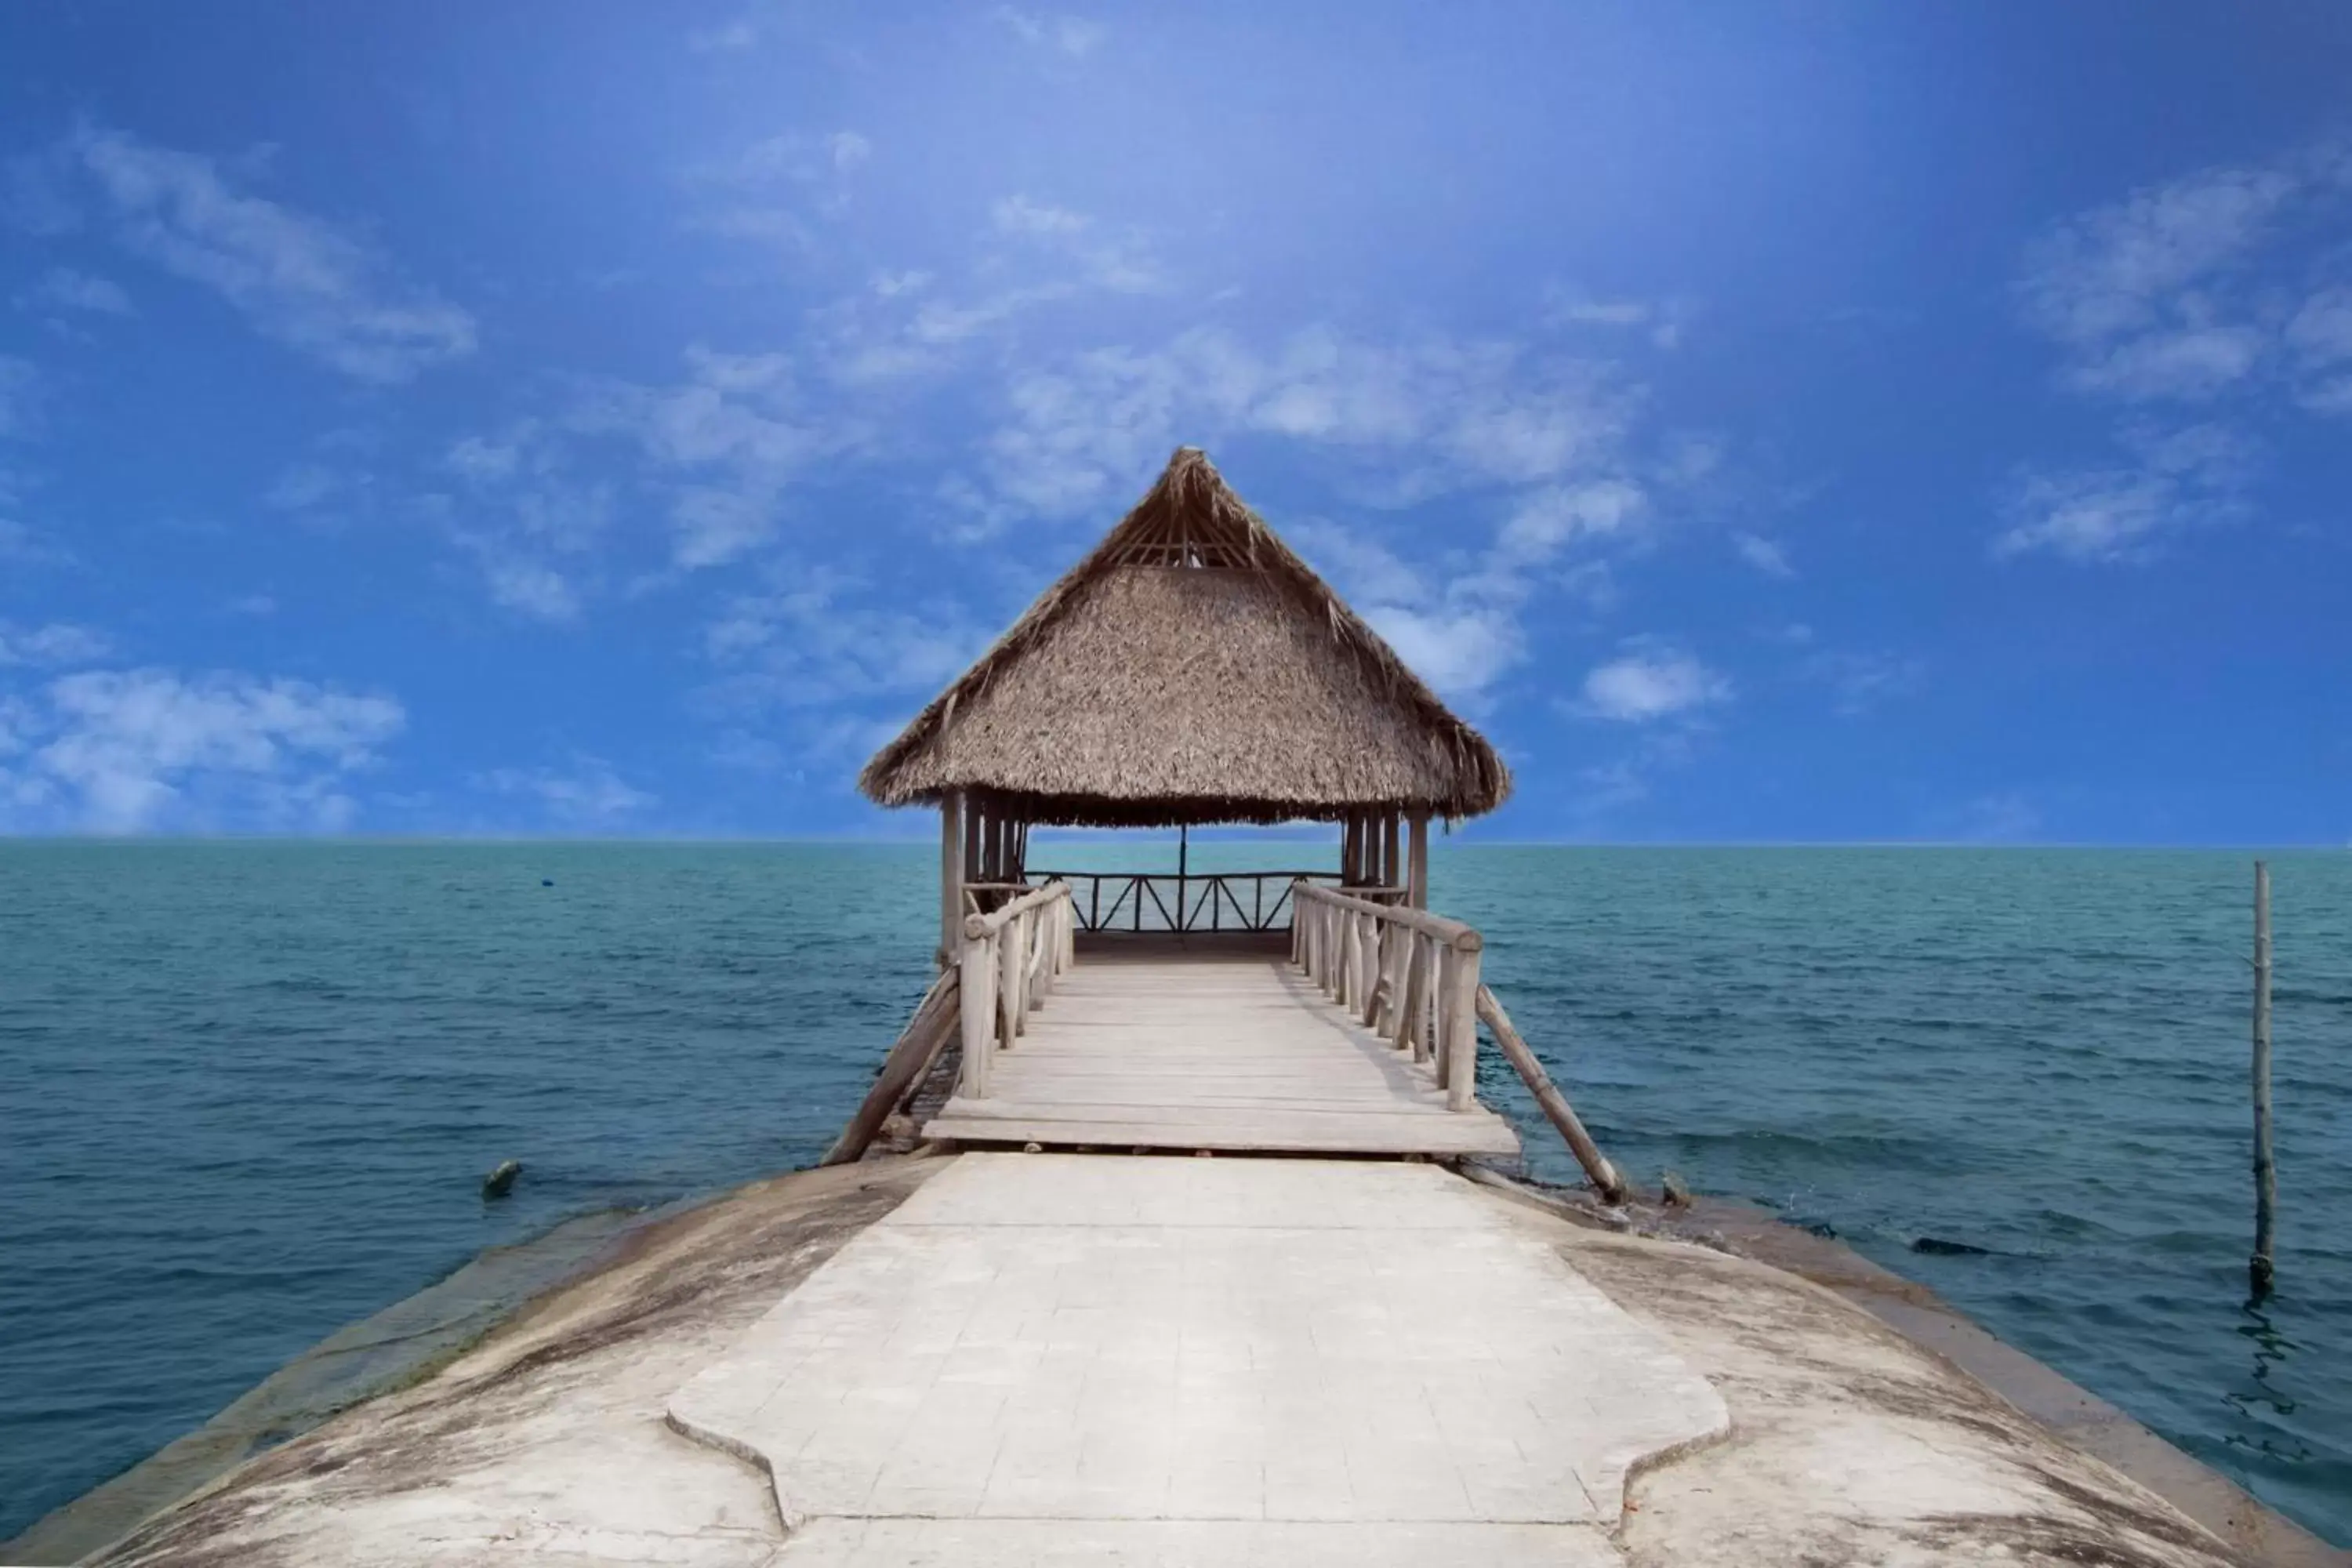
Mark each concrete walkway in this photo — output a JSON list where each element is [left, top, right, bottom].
[[77, 1151, 2283, 1568], [921, 953, 1523, 1157], [667, 1155, 1726, 1565]]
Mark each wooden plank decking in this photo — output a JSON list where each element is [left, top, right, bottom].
[[923, 945, 1523, 1156]]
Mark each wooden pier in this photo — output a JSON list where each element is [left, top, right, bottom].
[[827, 447, 1617, 1186], [924, 935, 1522, 1156]]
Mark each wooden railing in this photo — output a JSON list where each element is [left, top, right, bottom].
[[1290, 880, 1626, 1200], [956, 880, 1076, 1099], [1028, 869, 1402, 934]]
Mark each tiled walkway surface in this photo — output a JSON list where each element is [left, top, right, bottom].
[[667, 1155, 1726, 1565]]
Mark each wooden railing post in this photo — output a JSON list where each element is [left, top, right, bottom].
[[1391, 930, 1428, 1057], [1443, 932, 1480, 1112], [960, 924, 995, 1098], [999, 909, 1023, 1044]]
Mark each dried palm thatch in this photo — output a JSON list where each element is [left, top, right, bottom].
[[859, 447, 1510, 828]]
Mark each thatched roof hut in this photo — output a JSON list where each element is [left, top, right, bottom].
[[861, 447, 1510, 831]]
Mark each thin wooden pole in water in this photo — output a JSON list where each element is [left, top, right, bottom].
[[2250, 859, 2277, 1300]]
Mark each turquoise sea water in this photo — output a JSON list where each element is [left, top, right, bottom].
[[2, 842, 2346, 1545]]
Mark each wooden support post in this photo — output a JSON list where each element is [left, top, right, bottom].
[[1340, 815, 1360, 886], [959, 930, 993, 1098], [963, 798, 984, 891], [938, 792, 963, 968], [2252, 860, 2277, 1300], [1406, 811, 1429, 910], [1478, 984, 1624, 1202], [1443, 934, 1480, 1112], [1381, 811, 1400, 891], [822, 969, 960, 1165]]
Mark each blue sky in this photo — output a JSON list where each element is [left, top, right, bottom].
[[1, 2, 2347, 841]]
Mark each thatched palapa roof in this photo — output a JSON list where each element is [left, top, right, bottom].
[[859, 448, 1510, 828]]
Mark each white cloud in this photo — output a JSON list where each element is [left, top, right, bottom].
[[21, 267, 133, 316], [1733, 532, 1794, 578], [0, 355, 42, 439], [1544, 285, 1693, 350], [0, 621, 111, 666], [688, 17, 760, 52], [1496, 480, 1645, 561], [689, 128, 873, 241], [1573, 644, 1731, 723], [970, 325, 1635, 522], [2063, 321, 2268, 401], [994, 195, 1090, 237], [64, 127, 475, 383], [2021, 162, 2295, 350], [701, 569, 987, 710], [469, 548, 584, 622], [2286, 285, 2352, 414], [1996, 422, 2255, 563], [1800, 648, 1923, 716], [2016, 141, 2352, 412], [825, 131, 872, 175], [431, 421, 617, 617], [263, 462, 346, 512], [564, 345, 855, 570], [1360, 601, 1524, 702], [481, 759, 654, 825], [995, 8, 1105, 57], [2, 668, 403, 833]]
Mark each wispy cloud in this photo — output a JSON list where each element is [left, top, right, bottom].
[[968, 325, 1636, 523], [2005, 140, 2352, 561], [688, 15, 761, 53], [18, 267, 133, 318], [48, 126, 475, 383], [565, 344, 859, 570], [429, 419, 615, 619], [688, 128, 873, 247], [1996, 422, 2256, 563], [1732, 531, 1794, 579], [1544, 283, 1694, 350], [701, 567, 988, 710], [2016, 143, 2352, 399], [1570, 641, 1732, 723], [696, 566, 990, 777], [1799, 648, 1923, 716], [1, 667, 404, 833], [479, 758, 654, 826], [994, 8, 1105, 58], [0, 621, 111, 666], [0, 355, 43, 439]]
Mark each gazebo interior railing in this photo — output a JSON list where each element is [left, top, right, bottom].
[[1003, 869, 1403, 935]]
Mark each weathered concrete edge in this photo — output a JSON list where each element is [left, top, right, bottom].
[[8, 1153, 947, 1567], [1454, 1162, 2349, 1568]]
